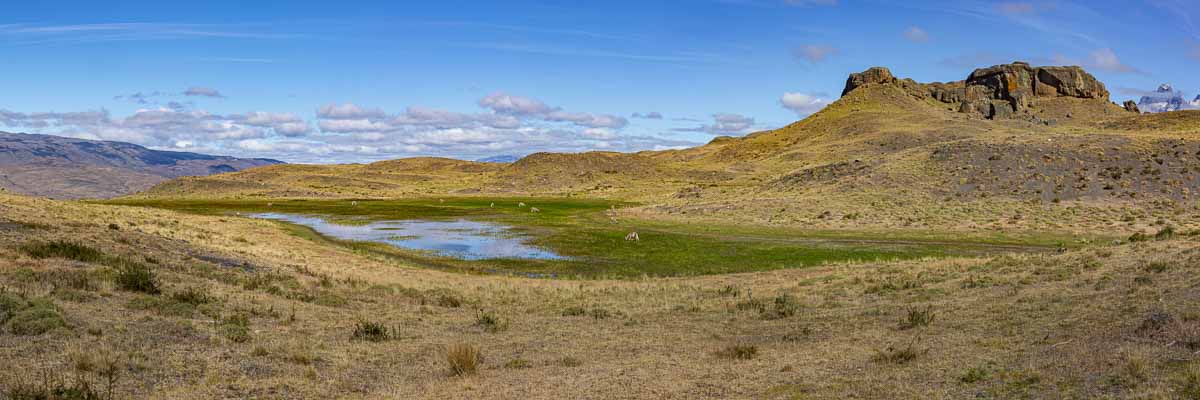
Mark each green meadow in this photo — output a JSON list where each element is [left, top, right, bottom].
[[106, 197, 1077, 278]]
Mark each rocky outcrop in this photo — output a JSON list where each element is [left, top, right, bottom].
[[956, 62, 1108, 119], [841, 61, 1111, 120], [842, 67, 897, 96], [1123, 100, 1141, 113]]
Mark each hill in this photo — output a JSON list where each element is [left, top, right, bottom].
[[133, 61, 1200, 235], [0, 131, 280, 199]]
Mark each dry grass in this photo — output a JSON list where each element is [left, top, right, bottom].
[[3, 191, 1200, 398], [446, 343, 482, 376]]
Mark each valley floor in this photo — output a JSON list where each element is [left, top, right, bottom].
[[2, 192, 1200, 399]]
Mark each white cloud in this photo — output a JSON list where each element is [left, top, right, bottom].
[[183, 87, 224, 98], [316, 103, 387, 120], [478, 92, 555, 115], [779, 92, 828, 116], [1051, 48, 1142, 74], [793, 44, 838, 63], [632, 112, 663, 119], [673, 113, 757, 135], [903, 26, 929, 43]]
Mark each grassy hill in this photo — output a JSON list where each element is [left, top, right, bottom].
[[133, 63, 1200, 236], [6, 61, 1200, 398]]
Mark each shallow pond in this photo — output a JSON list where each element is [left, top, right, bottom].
[[251, 213, 566, 260]]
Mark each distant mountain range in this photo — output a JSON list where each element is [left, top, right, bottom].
[[1137, 84, 1200, 113], [476, 155, 522, 163], [0, 131, 281, 199]]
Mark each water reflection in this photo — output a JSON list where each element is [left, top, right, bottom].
[[251, 213, 566, 260]]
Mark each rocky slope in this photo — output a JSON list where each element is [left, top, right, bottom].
[[0, 131, 280, 199]]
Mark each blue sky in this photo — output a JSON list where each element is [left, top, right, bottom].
[[0, 0, 1197, 163]]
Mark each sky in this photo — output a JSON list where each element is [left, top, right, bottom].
[[0, 0, 1197, 164]]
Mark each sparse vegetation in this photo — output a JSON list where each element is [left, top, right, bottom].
[[716, 344, 759, 360], [446, 343, 481, 376], [899, 306, 935, 330], [475, 310, 509, 333]]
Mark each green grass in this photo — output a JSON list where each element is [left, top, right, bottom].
[[103, 197, 1074, 278]]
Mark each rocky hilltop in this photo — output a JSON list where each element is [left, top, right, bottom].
[[0, 131, 281, 199], [843, 61, 1118, 120]]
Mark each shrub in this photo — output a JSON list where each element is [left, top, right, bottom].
[[2, 295, 67, 336], [763, 294, 802, 320], [475, 310, 508, 333], [8, 305, 68, 336], [4, 375, 104, 400], [899, 306, 936, 330], [716, 344, 758, 360], [114, 263, 160, 295], [436, 294, 463, 308], [872, 341, 925, 364], [170, 286, 212, 305], [21, 241, 106, 263], [960, 365, 991, 383], [446, 343, 481, 376], [350, 320, 393, 342], [218, 314, 251, 343], [735, 298, 767, 314], [1156, 226, 1176, 240], [1143, 261, 1172, 273]]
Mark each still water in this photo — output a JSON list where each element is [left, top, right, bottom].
[[251, 213, 566, 260]]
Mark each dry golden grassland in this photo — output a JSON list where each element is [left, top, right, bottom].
[[3, 191, 1200, 399]]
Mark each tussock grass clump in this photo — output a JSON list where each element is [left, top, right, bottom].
[[446, 343, 482, 376], [217, 313, 252, 343], [436, 293, 463, 308], [475, 310, 508, 333], [1175, 362, 1200, 399], [863, 275, 924, 295], [114, 262, 161, 295], [4, 375, 106, 400], [1142, 260, 1173, 273], [1136, 309, 1175, 336], [872, 340, 926, 364], [1106, 355, 1150, 389], [899, 306, 936, 330], [1, 293, 67, 336], [350, 320, 401, 342], [716, 344, 759, 360], [737, 294, 802, 320], [960, 365, 991, 383], [170, 286, 213, 305], [763, 294, 802, 320]]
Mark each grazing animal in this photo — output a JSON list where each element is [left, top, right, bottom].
[[518, 202, 527, 207], [351, 201, 358, 206], [530, 207, 540, 213], [490, 202, 495, 208], [625, 232, 639, 241]]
